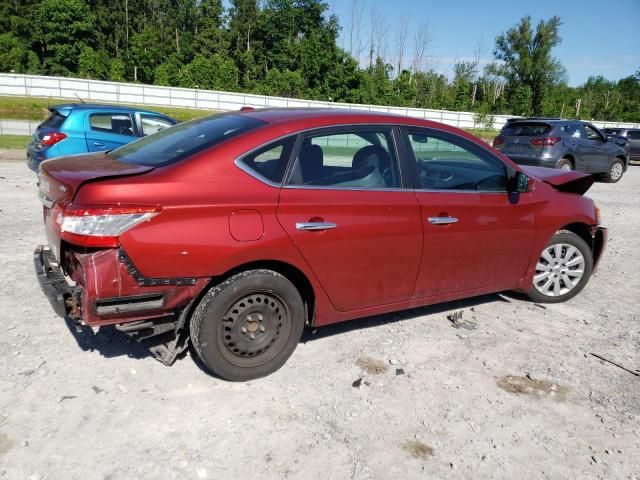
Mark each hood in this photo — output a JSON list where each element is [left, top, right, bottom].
[[521, 166, 594, 195], [39, 152, 154, 205]]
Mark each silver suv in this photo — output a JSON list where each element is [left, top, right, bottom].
[[493, 118, 628, 183], [601, 128, 640, 165]]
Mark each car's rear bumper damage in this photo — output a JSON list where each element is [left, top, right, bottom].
[[34, 245, 210, 365]]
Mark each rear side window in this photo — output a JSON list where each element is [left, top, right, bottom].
[[628, 131, 640, 140], [40, 110, 67, 129], [502, 122, 552, 136], [110, 114, 265, 166], [238, 137, 296, 184], [90, 113, 135, 136]]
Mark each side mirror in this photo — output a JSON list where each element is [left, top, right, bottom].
[[516, 172, 529, 193]]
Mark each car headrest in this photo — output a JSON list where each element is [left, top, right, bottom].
[[353, 145, 390, 171], [300, 144, 324, 182]]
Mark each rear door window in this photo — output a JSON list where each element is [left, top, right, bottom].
[[90, 113, 136, 136], [502, 122, 552, 136], [286, 128, 401, 189]]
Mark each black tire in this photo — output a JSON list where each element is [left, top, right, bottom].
[[602, 158, 625, 183], [190, 269, 305, 381], [526, 231, 593, 304], [556, 157, 573, 171]]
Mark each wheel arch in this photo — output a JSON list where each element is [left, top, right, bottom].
[[561, 154, 575, 169], [557, 222, 593, 252], [211, 260, 316, 326]]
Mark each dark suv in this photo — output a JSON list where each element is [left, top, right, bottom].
[[601, 128, 640, 164], [493, 119, 628, 182]]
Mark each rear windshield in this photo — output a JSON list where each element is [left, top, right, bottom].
[[40, 109, 68, 129], [502, 122, 552, 136], [109, 114, 266, 166]]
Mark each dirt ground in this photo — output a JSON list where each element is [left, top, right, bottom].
[[0, 157, 638, 480]]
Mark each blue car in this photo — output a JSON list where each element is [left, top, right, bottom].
[[27, 103, 177, 172]]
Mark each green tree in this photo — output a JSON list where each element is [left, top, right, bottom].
[[32, 0, 96, 75], [109, 59, 126, 82], [78, 47, 109, 79], [493, 15, 565, 116]]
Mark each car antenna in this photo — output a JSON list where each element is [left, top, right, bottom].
[[74, 93, 86, 104]]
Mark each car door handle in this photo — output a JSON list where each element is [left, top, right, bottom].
[[428, 217, 459, 225], [93, 141, 105, 147], [295, 222, 337, 231]]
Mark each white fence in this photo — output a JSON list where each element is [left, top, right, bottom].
[[0, 73, 638, 135]]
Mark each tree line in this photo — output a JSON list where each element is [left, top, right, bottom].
[[1, 0, 638, 124]]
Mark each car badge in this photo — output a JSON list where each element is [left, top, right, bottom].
[[514, 138, 520, 144]]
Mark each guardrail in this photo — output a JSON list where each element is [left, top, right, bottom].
[[1, 73, 638, 132]]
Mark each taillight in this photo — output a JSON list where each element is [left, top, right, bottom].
[[493, 136, 505, 149], [530, 137, 561, 146], [41, 132, 67, 146], [59, 205, 160, 247]]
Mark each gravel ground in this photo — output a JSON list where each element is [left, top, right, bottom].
[[0, 160, 639, 480]]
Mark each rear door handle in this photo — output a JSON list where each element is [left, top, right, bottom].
[[93, 141, 105, 147], [428, 217, 458, 225], [295, 222, 337, 231]]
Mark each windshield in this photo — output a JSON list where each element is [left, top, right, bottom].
[[109, 114, 266, 166]]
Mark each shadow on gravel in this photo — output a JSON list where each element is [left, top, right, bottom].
[[301, 293, 510, 343], [63, 317, 151, 360]]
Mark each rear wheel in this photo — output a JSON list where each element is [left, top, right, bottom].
[[190, 269, 305, 381], [526, 231, 593, 303], [556, 157, 573, 171], [603, 158, 625, 183]]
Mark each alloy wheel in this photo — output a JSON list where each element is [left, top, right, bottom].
[[610, 162, 623, 181], [533, 243, 585, 297]]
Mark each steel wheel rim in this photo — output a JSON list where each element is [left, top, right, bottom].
[[560, 163, 572, 171], [217, 291, 291, 367], [533, 243, 585, 297], [610, 162, 623, 180]]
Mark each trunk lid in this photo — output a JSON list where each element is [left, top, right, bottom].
[[39, 152, 154, 261], [521, 165, 594, 195]]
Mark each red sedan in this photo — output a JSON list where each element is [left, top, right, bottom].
[[35, 108, 607, 381]]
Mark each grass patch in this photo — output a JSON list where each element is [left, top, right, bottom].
[[464, 128, 499, 142], [0, 96, 215, 122], [0, 135, 31, 149]]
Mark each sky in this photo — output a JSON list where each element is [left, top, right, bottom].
[[326, 0, 640, 86]]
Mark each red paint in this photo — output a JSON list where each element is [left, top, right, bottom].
[[38, 109, 604, 328]]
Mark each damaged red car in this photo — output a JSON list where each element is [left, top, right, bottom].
[[35, 108, 607, 381]]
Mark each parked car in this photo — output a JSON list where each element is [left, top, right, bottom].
[[27, 103, 177, 172], [493, 118, 628, 182], [35, 109, 607, 381], [601, 127, 640, 164]]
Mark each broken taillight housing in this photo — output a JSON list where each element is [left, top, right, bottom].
[[60, 205, 160, 247]]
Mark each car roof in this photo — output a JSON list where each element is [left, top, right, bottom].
[[236, 107, 405, 123], [51, 103, 167, 116]]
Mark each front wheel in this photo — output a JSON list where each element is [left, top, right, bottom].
[[603, 158, 625, 183], [190, 269, 305, 381], [526, 231, 593, 303]]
